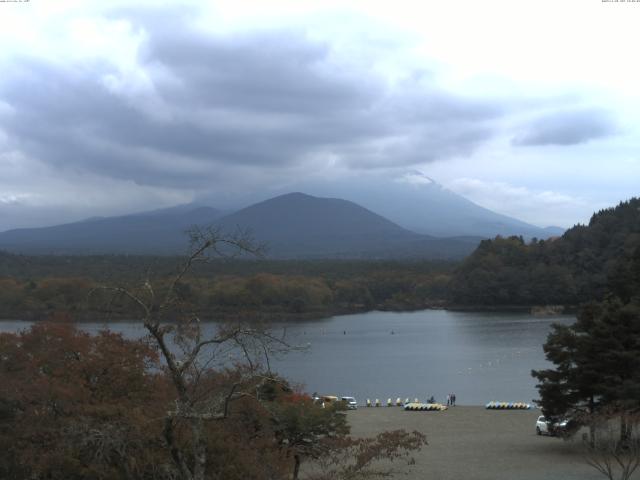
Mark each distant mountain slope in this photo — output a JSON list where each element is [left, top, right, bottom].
[[297, 175, 564, 238], [542, 226, 566, 237], [0, 193, 480, 259], [0, 205, 222, 254], [214, 192, 479, 259]]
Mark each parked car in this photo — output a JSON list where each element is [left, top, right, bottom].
[[536, 415, 571, 436], [341, 396, 358, 409]]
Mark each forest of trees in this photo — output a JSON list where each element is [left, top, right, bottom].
[[0, 256, 453, 321], [449, 198, 640, 307]]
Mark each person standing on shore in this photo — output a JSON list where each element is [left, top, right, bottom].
[[446, 393, 451, 406], [452, 393, 456, 406]]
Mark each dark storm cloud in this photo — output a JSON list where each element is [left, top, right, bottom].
[[144, 32, 371, 114], [512, 108, 616, 146], [0, 8, 505, 189]]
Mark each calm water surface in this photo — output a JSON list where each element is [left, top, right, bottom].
[[0, 310, 573, 406]]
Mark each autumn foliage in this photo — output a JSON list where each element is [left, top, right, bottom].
[[0, 323, 426, 480], [0, 322, 168, 479]]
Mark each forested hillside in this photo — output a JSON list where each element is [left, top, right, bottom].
[[449, 198, 640, 306]]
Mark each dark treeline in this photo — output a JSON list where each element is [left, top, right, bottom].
[[0, 254, 455, 320], [0, 253, 454, 280], [450, 198, 640, 307]]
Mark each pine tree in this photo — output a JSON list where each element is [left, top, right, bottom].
[[532, 297, 640, 441]]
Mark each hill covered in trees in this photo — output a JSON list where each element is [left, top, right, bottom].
[[449, 198, 640, 307]]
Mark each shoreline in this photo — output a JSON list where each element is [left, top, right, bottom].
[[0, 303, 578, 324]]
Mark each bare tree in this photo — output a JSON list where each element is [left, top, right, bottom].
[[90, 227, 428, 480], [584, 411, 640, 480], [94, 227, 289, 480]]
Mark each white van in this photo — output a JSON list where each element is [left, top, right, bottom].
[[341, 396, 358, 409]]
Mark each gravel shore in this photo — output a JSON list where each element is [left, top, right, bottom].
[[345, 406, 630, 480]]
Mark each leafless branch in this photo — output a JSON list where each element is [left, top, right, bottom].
[[94, 227, 287, 480], [583, 411, 640, 480]]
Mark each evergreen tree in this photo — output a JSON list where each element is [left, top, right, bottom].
[[532, 297, 640, 440]]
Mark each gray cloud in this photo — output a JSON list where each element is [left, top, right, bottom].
[[0, 7, 508, 192], [512, 108, 616, 146]]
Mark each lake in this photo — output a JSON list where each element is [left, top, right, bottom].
[[0, 309, 573, 406]]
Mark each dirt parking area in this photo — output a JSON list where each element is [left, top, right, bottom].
[[346, 406, 633, 480]]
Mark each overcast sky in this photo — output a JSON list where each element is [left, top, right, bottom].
[[1, 0, 639, 231]]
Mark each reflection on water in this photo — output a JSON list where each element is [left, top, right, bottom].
[[0, 310, 574, 405]]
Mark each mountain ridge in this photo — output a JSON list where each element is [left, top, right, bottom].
[[213, 192, 481, 259], [0, 187, 567, 258], [0, 192, 480, 259], [0, 206, 223, 255], [302, 176, 566, 239]]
